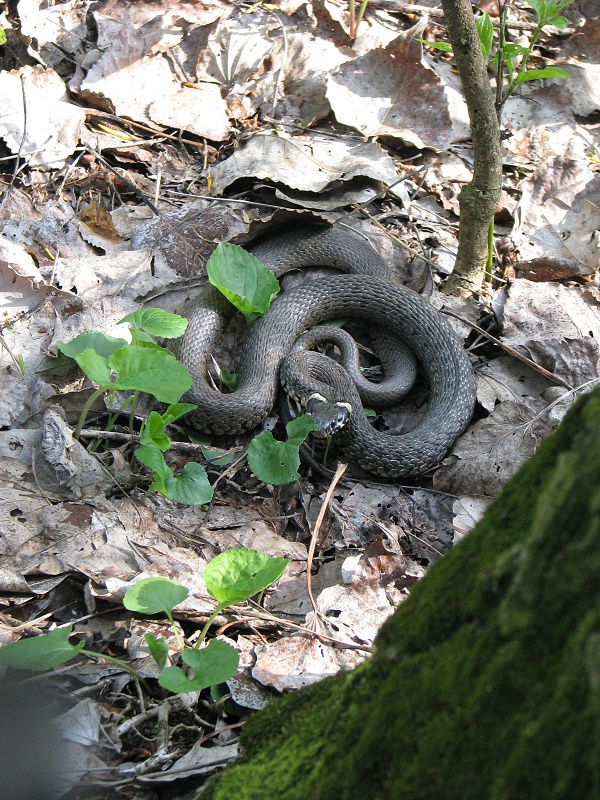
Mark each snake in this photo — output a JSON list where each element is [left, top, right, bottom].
[[174, 225, 476, 477]]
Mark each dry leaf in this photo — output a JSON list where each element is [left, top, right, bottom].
[[0, 66, 84, 169], [326, 30, 452, 150]]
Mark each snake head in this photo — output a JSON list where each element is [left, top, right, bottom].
[[306, 393, 352, 437]]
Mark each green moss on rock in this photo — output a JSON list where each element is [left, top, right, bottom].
[[201, 388, 600, 800]]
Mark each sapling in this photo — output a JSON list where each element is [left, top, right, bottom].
[[0, 549, 289, 696]]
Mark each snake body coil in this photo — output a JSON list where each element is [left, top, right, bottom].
[[175, 226, 476, 477]]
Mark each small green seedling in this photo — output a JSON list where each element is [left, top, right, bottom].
[[247, 414, 318, 484], [207, 242, 279, 325], [0, 548, 289, 697], [57, 309, 192, 439], [156, 548, 288, 692], [135, 403, 214, 505], [57, 310, 216, 504], [135, 445, 213, 505], [138, 404, 198, 452]]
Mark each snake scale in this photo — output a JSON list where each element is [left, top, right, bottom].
[[175, 225, 476, 477]]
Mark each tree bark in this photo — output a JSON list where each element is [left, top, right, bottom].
[[199, 386, 600, 800], [440, 0, 502, 296]]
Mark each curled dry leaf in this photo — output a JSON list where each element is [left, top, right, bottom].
[[208, 132, 398, 196]]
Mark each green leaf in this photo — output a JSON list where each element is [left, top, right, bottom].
[[129, 328, 157, 346], [140, 411, 171, 451], [525, 0, 572, 25], [157, 665, 197, 694], [164, 462, 214, 505], [247, 431, 301, 484], [416, 37, 453, 53], [57, 331, 128, 360], [124, 577, 189, 615], [182, 639, 239, 683], [109, 345, 192, 403], [493, 43, 530, 64], [516, 66, 570, 84], [247, 414, 317, 485], [135, 444, 171, 480], [0, 626, 85, 671], [135, 447, 213, 505], [160, 403, 197, 426], [204, 548, 289, 606], [145, 634, 169, 670], [476, 12, 494, 60], [75, 348, 113, 386], [546, 14, 570, 28], [525, 0, 543, 13], [530, 0, 572, 13], [220, 371, 239, 390], [284, 415, 318, 447], [207, 242, 279, 324], [120, 309, 188, 339], [158, 639, 239, 694], [135, 445, 173, 495], [0, 29, 7, 47]]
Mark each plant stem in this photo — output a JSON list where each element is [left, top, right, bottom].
[[195, 603, 227, 647], [486, 217, 495, 281], [128, 392, 139, 434], [354, 0, 369, 36], [105, 393, 134, 433], [74, 386, 107, 439], [348, 0, 356, 38], [165, 609, 185, 652], [81, 648, 149, 690], [498, 17, 544, 113], [495, 1, 509, 123]]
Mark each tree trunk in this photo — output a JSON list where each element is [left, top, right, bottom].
[[200, 387, 600, 799]]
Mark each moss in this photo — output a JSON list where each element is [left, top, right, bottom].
[[201, 389, 600, 800]]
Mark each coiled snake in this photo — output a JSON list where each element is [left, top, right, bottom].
[[175, 225, 476, 477]]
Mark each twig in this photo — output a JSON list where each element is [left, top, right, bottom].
[[83, 145, 160, 216], [306, 462, 348, 617], [232, 608, 373, 652], [78, 428, 242, 458], [10, 75, 29, 187], [0, 332, 24, 371], [440, 307, 574, 390], [512, 378, 600, 433]]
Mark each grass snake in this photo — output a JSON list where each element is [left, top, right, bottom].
[[175, 225, 476, 477]]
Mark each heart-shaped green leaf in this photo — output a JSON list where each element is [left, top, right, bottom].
[[204, 549, 288, 606]]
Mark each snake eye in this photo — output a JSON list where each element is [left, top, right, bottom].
[[332, 403, 352, 429]]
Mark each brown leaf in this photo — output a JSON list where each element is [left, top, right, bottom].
[[327, 28, 452, 149]]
